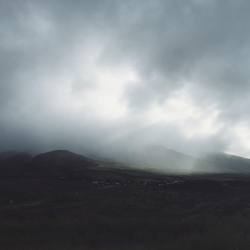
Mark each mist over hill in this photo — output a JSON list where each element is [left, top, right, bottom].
[[1, 148, 250, 175]]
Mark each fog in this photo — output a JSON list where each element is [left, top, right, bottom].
[[1, 0, 250, 168]]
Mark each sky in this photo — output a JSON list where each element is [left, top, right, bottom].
[[1, 0, 250, 159]]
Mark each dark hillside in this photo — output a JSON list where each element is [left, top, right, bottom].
[[0, 150, 250, 249]]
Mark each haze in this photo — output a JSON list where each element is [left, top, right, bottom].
[[1, 0, 250, 165]]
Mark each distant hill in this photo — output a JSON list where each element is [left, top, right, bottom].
[[197, 153, 250, 173], [118, 146, 250, 174], [32, 150, 95, 168], [1, 148, 250, 177], [30, 150, 97, 177], [125, 145, 196, 173]]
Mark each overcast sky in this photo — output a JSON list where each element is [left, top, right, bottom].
[[1, 0, 250, 159]]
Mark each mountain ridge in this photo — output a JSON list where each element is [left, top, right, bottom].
[[1, 148, 250, 175]]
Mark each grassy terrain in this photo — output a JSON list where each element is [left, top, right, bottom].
[[1, 172, 250, 249]]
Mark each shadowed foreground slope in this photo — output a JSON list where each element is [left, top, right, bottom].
[[1, 150, 250, 249]]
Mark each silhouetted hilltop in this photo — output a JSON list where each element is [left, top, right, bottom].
[[30, 150, 97, 177], [33, 150, 95, 167]]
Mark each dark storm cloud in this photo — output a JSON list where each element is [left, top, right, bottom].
[[105, 0, 250, 110], [0, 0, 250, 159]]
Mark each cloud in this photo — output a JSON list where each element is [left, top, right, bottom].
[[1, 0, 250, 160]]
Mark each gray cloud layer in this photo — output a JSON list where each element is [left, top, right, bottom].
[[1, 0, 250, 159]]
